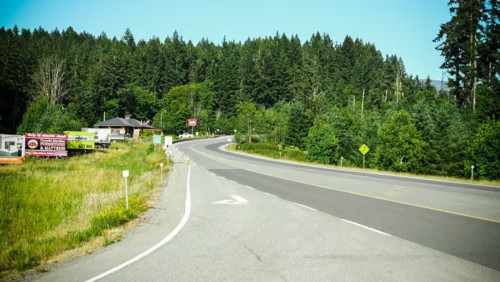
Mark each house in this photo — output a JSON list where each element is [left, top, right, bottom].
[[94, 115, 154, 139]]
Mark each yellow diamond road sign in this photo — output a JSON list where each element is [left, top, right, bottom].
[[359, 144, 369, 155]]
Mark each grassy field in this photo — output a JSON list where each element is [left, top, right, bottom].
[[230, 142, 500, 187], [0, 141, 168, 276]]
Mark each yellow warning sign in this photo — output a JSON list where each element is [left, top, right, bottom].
[[359, 144, 369, 155]]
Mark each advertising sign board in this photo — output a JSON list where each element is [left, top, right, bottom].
[[25, 133, 68, 157], [0, 134, 26, 164], [110, 128, 126, 141], [187, 119, 198, 127], [82, 128, 111, 146], [65, 131, 95, 150]]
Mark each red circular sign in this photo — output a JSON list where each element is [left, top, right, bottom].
[[27, 139, 38, 149]]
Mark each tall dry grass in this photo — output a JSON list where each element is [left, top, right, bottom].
[[0, 141, 167, 275]]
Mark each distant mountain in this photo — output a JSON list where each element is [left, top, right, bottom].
[[430, 79, 449, 91], [420, 79, 449, 91]]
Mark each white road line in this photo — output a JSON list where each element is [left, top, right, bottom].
[[231, 195, 248, 203], [86, 164, 192, 282], [245, 185, 255, 190], [293, 202, 317, 211], [229, 180, 237, 184], [341, 219, 391, 236], [264, 192, 277, 198]]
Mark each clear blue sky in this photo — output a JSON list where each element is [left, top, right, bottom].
[[1, 0, 451, 80]]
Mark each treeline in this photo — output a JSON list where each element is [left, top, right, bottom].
[[1, 26, 415, 132], [0, 0, 498, 179]]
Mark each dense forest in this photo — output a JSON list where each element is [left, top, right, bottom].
[[0, 0, 498, 179]]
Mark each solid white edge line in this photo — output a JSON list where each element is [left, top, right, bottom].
[[245, 185, 255, 190], [264, 192, 277, 198], [293, 202, 317, 211], [85, 164, 192, 282], [341, 219, 390, 236]]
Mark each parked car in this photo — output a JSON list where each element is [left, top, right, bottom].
[[178, 132, 194, 139]]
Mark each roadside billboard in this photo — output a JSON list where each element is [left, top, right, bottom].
[[82, 128, 111, 146], [187, 119, 198, 127], [25, 133, 68, 157], [0, 134, 26, 164], [65, 131, 95, 150], [110, 128, 126, 141]]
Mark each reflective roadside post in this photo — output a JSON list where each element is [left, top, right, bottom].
[[160, 163, 164, 181], [122, 170, 129, 209], [341, 157, 344, 167], [471, 165, 474, 181]]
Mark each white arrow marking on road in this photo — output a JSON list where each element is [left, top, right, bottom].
[[213, 195, 248, 205]]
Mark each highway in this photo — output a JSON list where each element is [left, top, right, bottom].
[[34, 138, 500, 281]]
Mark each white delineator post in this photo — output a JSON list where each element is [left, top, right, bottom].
[[123, 170, 129, 209], [471, 165, 475, 181], [341, 157, 343, 167], [160, 163, 164, 181]]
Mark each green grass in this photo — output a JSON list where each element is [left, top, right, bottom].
[[230, 142, 500, 187], [0, 141, 168, 275], [234, 142, 307, 162]]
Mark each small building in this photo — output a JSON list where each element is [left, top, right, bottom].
[[94, 115, 154, 139]]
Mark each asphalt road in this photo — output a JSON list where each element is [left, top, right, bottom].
[[32, 138, 500, 281]]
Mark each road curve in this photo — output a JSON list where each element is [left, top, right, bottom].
[[32, 138, 500, 281]]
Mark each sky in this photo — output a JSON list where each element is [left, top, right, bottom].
[[1, 0, 452, 80]]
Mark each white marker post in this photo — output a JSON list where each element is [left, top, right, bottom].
[[471, 165, 474, 181], [341, 156, 344, 167], [160, 163, 164, 181], [122, 170, 129, 209]]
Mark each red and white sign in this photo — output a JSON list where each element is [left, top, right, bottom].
[[25, 133, 68, 157], [187, 119, 198, 127]]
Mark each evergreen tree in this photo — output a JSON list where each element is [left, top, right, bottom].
[[283, 102, 311, 149], [375, 110, 427, 173], [435, 0, 486, 111], [468, 119, 500, 179], [306, 119, 339, 164]]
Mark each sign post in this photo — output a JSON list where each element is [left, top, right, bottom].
[[122, 170, 129, 209], [153, 135, 161, 151], [359, 144, 370, 169], [187, 119, 198, 136]]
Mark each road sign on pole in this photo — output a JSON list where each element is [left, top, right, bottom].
[[359, 144, 369, 155], [165, 136, 173, 146], [359, 144, 369, 169]]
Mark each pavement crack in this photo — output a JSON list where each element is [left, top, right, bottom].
[[242, 243, 263, 263]]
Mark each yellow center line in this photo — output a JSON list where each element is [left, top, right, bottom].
[[190, 145, 500, 224]]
